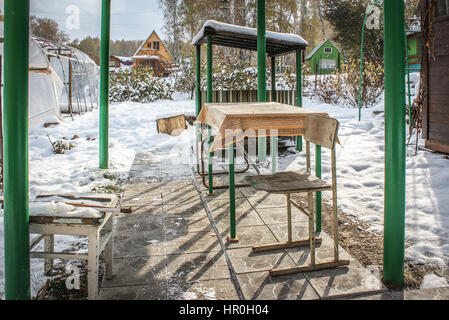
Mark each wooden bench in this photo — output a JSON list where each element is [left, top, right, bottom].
[[29, 193, 118, 300], [245, 115, 350, 276]]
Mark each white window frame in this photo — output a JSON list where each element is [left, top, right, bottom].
[[324, 47, 332, 54], [319, 59, 336, 70]]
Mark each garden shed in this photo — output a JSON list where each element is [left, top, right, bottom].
[[420, 0, 449, 153], [305, 40, 343, 75]]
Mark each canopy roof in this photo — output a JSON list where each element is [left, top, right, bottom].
[[192, 20, 308, 57]]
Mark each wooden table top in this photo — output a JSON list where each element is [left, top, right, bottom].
[[195, 102, 328, 151]]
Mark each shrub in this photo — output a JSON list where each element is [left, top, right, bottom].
[[307, 59, 384, 108], [109, 68, 174, 103]]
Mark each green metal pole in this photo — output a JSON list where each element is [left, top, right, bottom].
[[271, 56, 277, 173], [196, 45, 202, 143], [229, 143, 237, 240], [257, 0, 267, 162], [207, 36, 214, 195], [383, 0, 406, 285], [296, 50, 303, 151], [196, 45, 202, 117], [315, 145, 322, 232], [405, 30, 412, 125], [99, 0, 111, 169], [4, 0, 31, 300]]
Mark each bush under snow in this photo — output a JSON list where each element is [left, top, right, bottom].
[[109, 68, 174, 103]]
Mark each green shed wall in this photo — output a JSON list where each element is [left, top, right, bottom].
[[307, 41, 342, 75]]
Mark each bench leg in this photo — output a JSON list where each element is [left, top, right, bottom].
[[104, 216, 114, 280], [44, 235, 54, 276], [308, 192, 316, 266], [88, 228, 99, 300]]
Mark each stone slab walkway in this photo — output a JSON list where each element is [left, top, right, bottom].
[[98, 151, 446, 300]]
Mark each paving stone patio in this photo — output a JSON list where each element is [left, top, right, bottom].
[[98, 151, 448, 300]]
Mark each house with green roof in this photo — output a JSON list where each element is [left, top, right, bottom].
[[305, 40, 343, 75]]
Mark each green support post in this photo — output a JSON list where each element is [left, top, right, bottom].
[[383, 0, 406, 285], [196, 45, 202, 143], [207, 36, 214, 196], [271, 56, 277, 173], [229, 143, 237, 241], [296, 50, 303, 151], [99, 0, 111, 169], [257, 0, 267, 162], [315, 145, 322, 231], [4, 0, 31, 300]]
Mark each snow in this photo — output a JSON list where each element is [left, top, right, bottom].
[[421, 274, 448, 289], [29, 202, 102, 219], [1, 89, 449, 298], [192, 20, 308, 47], [275, 96, 449, 268], [0, 93, 195, 299]]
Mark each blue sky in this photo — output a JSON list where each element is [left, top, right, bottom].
[[1, 0, 166, 41]]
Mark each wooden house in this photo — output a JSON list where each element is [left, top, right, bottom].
[[420, 0, 449, 153], [406, 28, 423, 74], [132, 31, 175, 76], [305, 40, 343, 75]]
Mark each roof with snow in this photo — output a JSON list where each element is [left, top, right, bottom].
[[192, 20, 308, 57]]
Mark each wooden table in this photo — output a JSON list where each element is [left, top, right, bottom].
[[195, 102, 328, 241]]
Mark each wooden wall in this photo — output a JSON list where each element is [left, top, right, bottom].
[[421, 0, 449, 153]]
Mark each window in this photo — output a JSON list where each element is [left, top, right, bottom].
[[147, 42, 151, 48], [436, 0, 449, 18], [324, 47, 332, 54], [153, 41, 160, 50], [319, 59, 336, 70], [109, 60, 116, 67]]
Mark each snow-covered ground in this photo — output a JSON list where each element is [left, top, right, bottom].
[[1, 92, 449, 298], [0, 93, 196, 298]]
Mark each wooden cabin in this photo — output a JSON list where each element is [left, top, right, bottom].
[[407, 29, 423, 74], [420, 0, 449, 153], [110, 55, 133, 70], [132, 31, 175, 76], [305, 40, 343, 75]]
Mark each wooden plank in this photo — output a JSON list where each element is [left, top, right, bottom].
[[269, 260, 350, 276], [156, 114, 187, 136], [252, 238, 323, 253], [425, 139, 449, 154], [245, 171, 331, 193], [305, 115, 339, 149]]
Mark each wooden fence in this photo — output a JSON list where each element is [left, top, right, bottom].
[[200, 90, 297, 105]]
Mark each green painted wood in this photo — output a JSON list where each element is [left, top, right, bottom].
[[305, 40, 343, 75]]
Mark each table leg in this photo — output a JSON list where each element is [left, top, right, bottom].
[[208, 126, 214, 196], [297, 136, 303, 152], [228, 142, 238, 242], [271, 135, 278, 173], [315, 144, 322, 232]]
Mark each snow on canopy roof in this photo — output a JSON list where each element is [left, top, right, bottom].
[[192, 20, 308, 57]]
